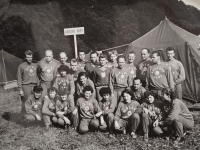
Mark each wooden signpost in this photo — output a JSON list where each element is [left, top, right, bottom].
[[64, 27, 85, 58]]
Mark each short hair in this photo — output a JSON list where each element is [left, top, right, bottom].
[[152, 50, 161, 57], [142, 48, 150, 54], [133, 77, 142, 83], [99, 87, 111, 97], [70, 58, 77, 64], [33, 86, 43, 93], [25, 50, 33, 56], [60, 52, 67, 57], [108, 50, 118, 56], [83, 85, 94, 93], [144, 91, 155, 99], [57, 65, 69, 73], [59, 90, 67, 96], [45, 49, 53, 55], [166, 47, 175, 53], [117, 55, 126, 62], [128, 51, 135, 55], [161, 88, 176, 100], [99, 54, 107, 60], [90, 51, 98, 57], [121, 89, 134, 99], [77, 72, 88, 81], [47, 87, 57, 94], [78, 50, 85, 54]]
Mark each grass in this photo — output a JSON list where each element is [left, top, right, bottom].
[[1, 88, 200, 150]]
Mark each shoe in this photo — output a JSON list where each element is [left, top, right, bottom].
[[131, 132, 137, 139], [174, 136, 185, 145], [144, 133, 148, 142]]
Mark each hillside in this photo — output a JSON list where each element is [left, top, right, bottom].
[[0, 0, 200, 60]]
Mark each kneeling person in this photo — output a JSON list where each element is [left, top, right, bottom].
[[75, 86, 102, 134], [42, 87, 59, 129], [98, 87, 116, 135], [24, 86, 43, 123], [141, 91, 164, 142], [114, 89, 142, 138], [56, 90, 79, 129]]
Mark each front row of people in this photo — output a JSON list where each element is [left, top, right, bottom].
[[24, 85, 194, 144]]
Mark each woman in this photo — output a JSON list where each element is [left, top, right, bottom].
[[114, 89, 142, 139], [160, 88, 194, 144]]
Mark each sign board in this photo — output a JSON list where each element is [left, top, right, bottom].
[[64, 27, 84, 36]]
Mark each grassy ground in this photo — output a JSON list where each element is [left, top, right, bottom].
[[1, 88, 200, 150]]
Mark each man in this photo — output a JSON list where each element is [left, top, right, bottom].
[[146, 51, 174, 100], [109, 55, 132, 103], [37, 50, 58, 96], [77, 50, 88, 69], [17, 50, 38, 114], [126, 51, 137, 81], [69, 58, 85, 82], [137, 48, 154, 87], [85, 51, 99, 80], [130, 77, 146, 104], [165, 47, 185, 100], [107, 50, 118, 68], [58, 52, 70, 68], [92, 54, 111, 101]]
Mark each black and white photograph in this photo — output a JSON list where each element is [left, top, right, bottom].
[[0, 0, 200, 149]]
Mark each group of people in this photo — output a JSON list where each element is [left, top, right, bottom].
[[17, 47, 193, 144]]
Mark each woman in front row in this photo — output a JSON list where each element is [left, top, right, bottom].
[[160, 88, 194, 144]]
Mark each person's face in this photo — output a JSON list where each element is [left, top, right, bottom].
[[99, 58, 107, 66], [167, 50, 175, 60], [49, 91, 56, 99], [79, 52, 85, 61], [34, 92, 42, 99], [141, 49, 150, 61], [133, 79, 142, 90], [45, 51, 53, 62], [84, 91, 92, 100], [110, 54, 117, 62], [70, 62, 77, 71], [123, 93, 132, 103], [60, 54, 67, 64], [60, 70, 67, 77], [163, 93, 171, 102], [90, 54, 98, 63], [26, 54, 33, 63], [147, 95, 155, 104], [61, 94, 68, 101], [152, 53, 160, 63], [118, 58, 125, 69], [102, 93, 110, 101], [128, 54, 135, 63], [80, 76, 87, 85]]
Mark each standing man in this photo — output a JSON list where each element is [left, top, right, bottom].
[[92, 54, 111, 101], [126, 51, 137, 81], [77, 50, 88, 69], [85, 51, 99, 80], [137, 48, 154, 87], [69, 58, 85, 82], [109, 55, 132, 103], [17, 50, 38, 114], [37, 50, 58, 96], [146, 51, 174, 100], [165, 47, 185, 100]]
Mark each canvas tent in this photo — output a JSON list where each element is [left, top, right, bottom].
[[124, 17, 200, 102], [0, 50, 23, 84]]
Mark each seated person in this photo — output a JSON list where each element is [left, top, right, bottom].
[[114, 89, 142, 139], [159, 88, 194, 145], [98, 87, 116, 136], [24, 86, 44, 123], [55, 90, 79, 130], [42, 87, 59, 130], [141, 91, 164, 142], [53, 65, 74, 101], [76, 72, 96, 100], [74, 86, 102, 134]]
